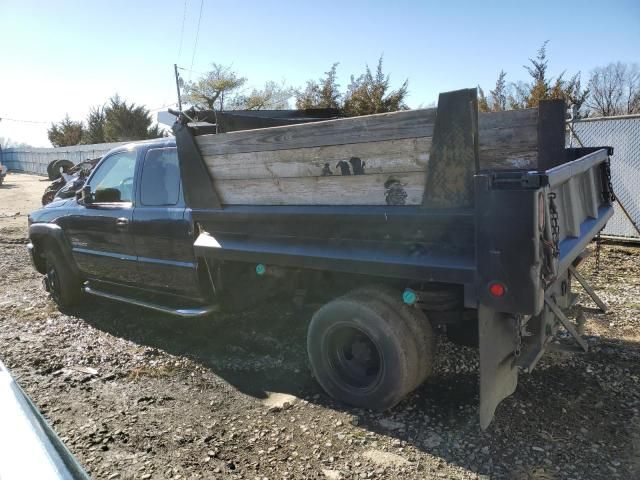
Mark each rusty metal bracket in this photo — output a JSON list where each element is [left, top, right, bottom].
[[568, 265, 608, 313], [544, 294, 588, 352]]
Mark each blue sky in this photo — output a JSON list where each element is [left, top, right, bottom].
[[1, 0, 638, 147]]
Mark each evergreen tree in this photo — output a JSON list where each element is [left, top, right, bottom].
[[82, 106, 106, 144], [295, 63, 341, 110], [47, 115, 84, 147], [103, 95, 162, 142], [478, 86, 490, 112], [489, 70, 508, 111], [342, 57, 408, 117]]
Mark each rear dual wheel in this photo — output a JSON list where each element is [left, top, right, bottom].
[[307, 286, 434, 411]]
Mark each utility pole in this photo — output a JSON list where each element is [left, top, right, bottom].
[[174, 64, 183, 111]]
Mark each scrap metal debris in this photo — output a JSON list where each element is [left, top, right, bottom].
[[42, 157, 101, 205]]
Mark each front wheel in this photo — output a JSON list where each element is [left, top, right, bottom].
[[44, 248, 83, 309], [307, 295, 418, 410]]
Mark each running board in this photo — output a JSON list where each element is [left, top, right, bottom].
[[83, 285, 218, 318]]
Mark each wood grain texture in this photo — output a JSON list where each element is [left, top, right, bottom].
[[196, 107, 540, 205], [198, 108, 437, 155], [477, 108, 538, 169], [214, 172, 426, 205], [204, 137, 431, 180]]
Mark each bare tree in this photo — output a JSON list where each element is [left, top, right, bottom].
[[183, 63, 247, 111], [587, 62, 640, 116], [0, 137, 31, 149], [231, 81, 293, 110]]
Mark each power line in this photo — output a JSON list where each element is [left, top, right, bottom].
[[189, 0, 204, 75], [0, 117, 51, 125], [177, 65, 206, 76], [148, 102, 178, 113], [176, 0, 188, 61]]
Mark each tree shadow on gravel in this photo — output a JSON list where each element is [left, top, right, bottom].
[[72, 298, 640, 479]]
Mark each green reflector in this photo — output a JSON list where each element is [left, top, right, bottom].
[[402, 289, 417, 305], [256, 264, 266, 275]]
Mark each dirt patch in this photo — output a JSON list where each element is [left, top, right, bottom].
[[0, 172, 46, 237], [1, 173, 640, 479]]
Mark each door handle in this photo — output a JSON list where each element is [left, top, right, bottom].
[[115, 217, 129, 230]]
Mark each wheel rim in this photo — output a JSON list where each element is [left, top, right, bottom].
[[325, 323, 383, 391], [46, 265, 62, 304]]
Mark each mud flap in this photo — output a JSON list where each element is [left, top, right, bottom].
[[479, 305, 518, 429]]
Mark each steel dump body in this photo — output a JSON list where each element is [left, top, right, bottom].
[[193, 205, 475, 284], [187, 152, 612, 315]]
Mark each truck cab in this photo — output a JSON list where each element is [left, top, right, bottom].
[[28, 138, 212, 315]]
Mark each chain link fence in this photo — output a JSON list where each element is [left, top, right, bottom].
[[569, 115, 640, 240]]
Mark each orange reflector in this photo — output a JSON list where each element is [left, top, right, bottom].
[[489, 282, 506, 297]]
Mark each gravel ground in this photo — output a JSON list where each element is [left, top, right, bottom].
[[1, 172, 639, 479]]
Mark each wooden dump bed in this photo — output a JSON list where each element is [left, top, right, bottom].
[[194, 107, 540, 206]]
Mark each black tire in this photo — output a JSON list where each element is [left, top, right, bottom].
[[54, 159, 74, 177], [48, 159, 73, 180], [346, 285, 435, 388], [44, 247, 83, 308], [47, 160, 60, 180], [307, 295, 418, 411]]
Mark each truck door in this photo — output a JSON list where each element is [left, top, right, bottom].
[[62, 149, 139, 284], [131, 147, 200, 298]]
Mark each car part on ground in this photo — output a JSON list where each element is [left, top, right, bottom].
[[0, 359, 89, 480], [47, 159, 75, 181], [42, 158, 100, 205]]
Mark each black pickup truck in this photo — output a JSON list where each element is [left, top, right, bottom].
[[27, 90, 614, 428]]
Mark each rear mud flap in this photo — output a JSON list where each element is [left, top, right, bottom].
[[479, 305, 518, 429]]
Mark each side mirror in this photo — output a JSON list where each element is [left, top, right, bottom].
[[80, 185, 93, 205]]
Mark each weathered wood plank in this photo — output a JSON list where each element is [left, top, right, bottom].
[[478, 123, 539, 169], [478, 108, 537, 130], [198, 109, 438, 155], [477, 108, 538, 169], [198, 107, 541, 205], [199, 107, 539, 171], [214, 172, 426, 206], [204, 137, 431, 180]]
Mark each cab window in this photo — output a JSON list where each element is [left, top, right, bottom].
[[90, 151, 137, 203], [140, 148, 181, 206]]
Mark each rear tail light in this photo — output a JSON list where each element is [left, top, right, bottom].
[[488, 282, 506, 297]]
